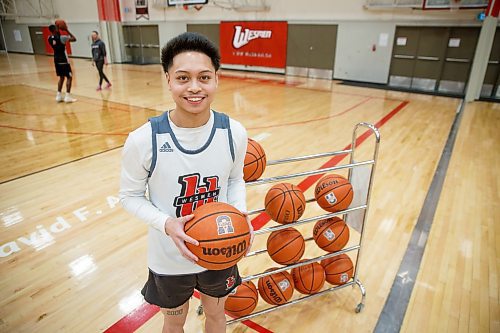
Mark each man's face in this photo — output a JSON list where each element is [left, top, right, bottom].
[[91, 32, 98, 41], [166, 51, 218, 116]]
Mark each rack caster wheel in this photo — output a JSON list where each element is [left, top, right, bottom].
[[355, 303, 364, 313], [197, 305, 204, 315]]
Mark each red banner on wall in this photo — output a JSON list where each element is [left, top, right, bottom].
[[220, 21, 287, 68]]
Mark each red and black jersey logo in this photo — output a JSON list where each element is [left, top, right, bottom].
[[226, 276, 236, 290], [174, 173, 220, 217]]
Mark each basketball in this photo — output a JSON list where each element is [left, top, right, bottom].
[[321, 254, 354, 285], [225, 281, 258, 317], [244, 138, 267, 182], [267, 227, 305, 265], [312, 216, 350, 252], [55, 19, 68, 31], [184, 202, 250, 270], [258, 269, 294, 305], [291, 261, 326, 294], [314, 174, 353, 212], [264, 183, 306, 224]]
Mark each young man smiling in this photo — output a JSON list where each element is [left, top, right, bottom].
[[119, 32, 253, 333]]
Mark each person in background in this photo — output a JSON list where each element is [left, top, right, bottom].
[[48, 24, 77, 103], [91, 31, 111, 91]]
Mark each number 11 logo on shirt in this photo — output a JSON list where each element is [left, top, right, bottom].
[[174, 173, 221, 217]]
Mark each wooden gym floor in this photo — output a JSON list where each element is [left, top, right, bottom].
[[0, 53, 498, 333]]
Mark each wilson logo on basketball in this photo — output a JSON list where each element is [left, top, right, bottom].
[[315, 180, 340, 194], [202, 240, 247, 258], [265, 280, 283, 303], [216, 215, 235, 235], [174, 173, 220, 216]]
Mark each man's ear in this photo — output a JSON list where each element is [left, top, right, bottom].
[[165, 72, 171, 85], [215, 71, 219, 88]]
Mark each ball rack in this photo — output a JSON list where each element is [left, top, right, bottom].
[[197, 122, 381, 324]]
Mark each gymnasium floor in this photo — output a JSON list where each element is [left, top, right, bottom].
[[0, 53, 498, 333]]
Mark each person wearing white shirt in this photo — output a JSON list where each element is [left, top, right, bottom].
[[119, 32, 253, 333]]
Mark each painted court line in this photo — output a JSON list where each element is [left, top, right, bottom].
[[104, 100, 409, 333], [374, 100, 465, 333], [0, 95, 370, 135]]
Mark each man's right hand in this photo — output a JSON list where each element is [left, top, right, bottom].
[[164, 215, 199, 263]]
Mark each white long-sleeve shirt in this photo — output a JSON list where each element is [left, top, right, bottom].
[[119, 110, 247, 275]]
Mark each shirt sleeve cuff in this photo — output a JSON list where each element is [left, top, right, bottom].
[[151, 212, 170, 235]]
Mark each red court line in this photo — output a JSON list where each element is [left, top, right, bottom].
[[105, 302, 160, 333], [103, 100, 409, 333], [0, 124, 129, 136], [19, 83, 162, 114], [251, 100, 409, 231], [247, 97, 372, 130], [0, 96, 370, 135]]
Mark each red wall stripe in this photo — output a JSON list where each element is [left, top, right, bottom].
[[488, 0, 500, 17], [97, 0, 121, 22]]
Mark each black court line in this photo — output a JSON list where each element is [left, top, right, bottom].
[[0, 145, 123, 185], [374, 99, 466, 333]]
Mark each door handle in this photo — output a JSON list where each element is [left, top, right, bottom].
[[417, 56, 439, 61], [394, 54, 415, 59], [445, 58, 470, 63]]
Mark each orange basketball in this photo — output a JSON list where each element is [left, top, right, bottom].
[[55, 19, 68, 31], [291, 261, 326, 294], [184, 202, 250, 270], [258, 269, 294, 305], [314, 174, 353, 212], [267, 227, 305, 265], [264, 183, 306, 224], [321, 254, 354, 285], [225, 281, 258, 317], [244, 138, 266, 182], [312, 216, 350, 252]]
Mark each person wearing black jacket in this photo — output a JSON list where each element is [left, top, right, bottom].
[[91, 31, 111, 91]]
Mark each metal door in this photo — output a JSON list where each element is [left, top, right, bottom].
[[286, 24, 337, 79], [389, 27, 420, 88], [481, 27, 500, 99], [187, 24, 219, 49], [29, 26, 47, 55], [123, 25, 159, 64], [140, 25, 160, 64], [411, 27, 448, 91], [439, 27, 480, 94]]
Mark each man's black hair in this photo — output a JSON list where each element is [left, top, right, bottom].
[[92, 31, 99, 35], [48, 25, 57, 33], [161, 32, 220, 73]]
